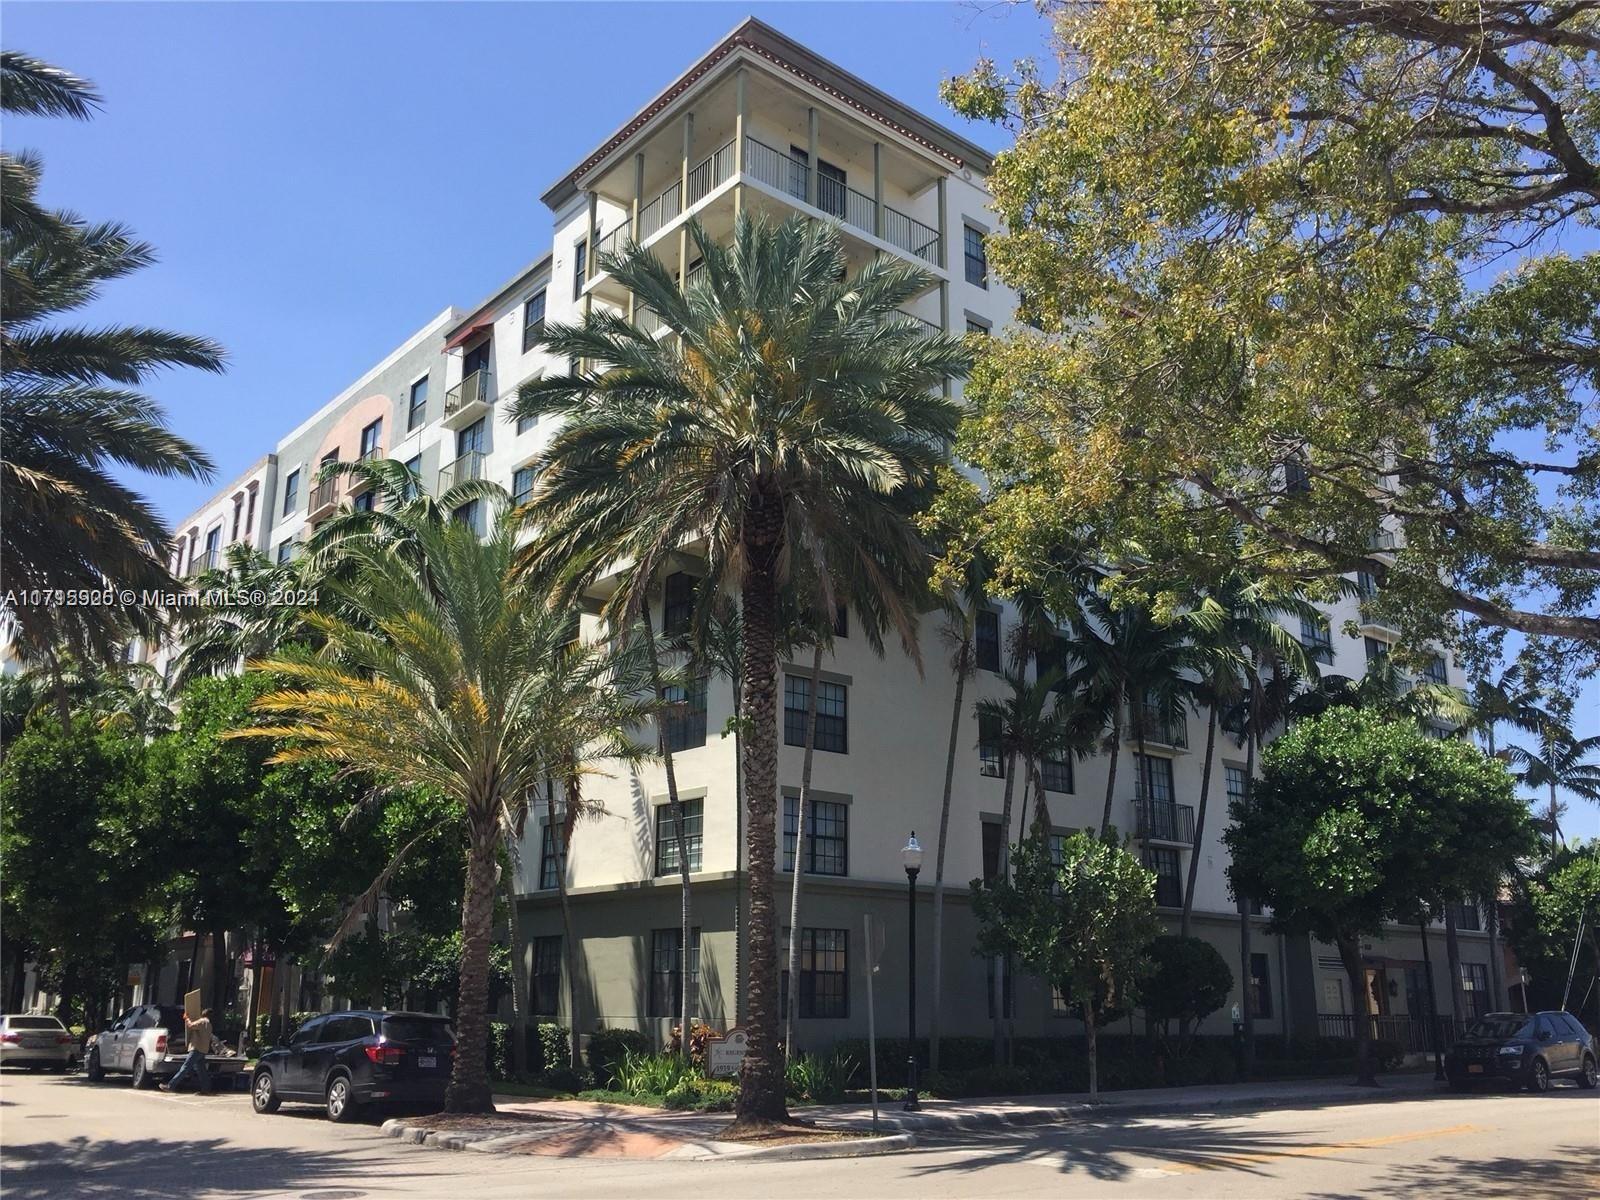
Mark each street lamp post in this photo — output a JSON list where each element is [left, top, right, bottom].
[[902, 832, 923, 1112]]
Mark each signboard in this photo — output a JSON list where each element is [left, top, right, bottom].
[[126, 968, 142, 988], [184, 988, 202, 1022], [707, 1027, 748, 1078]]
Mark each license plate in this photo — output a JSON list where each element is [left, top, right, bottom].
[[418, 1056, 437, 1068], [1467, 1064, 1484, 1074]]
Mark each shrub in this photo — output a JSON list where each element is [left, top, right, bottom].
[[537, 1022, 570, 1074], [614, 1050, 697, 1097], [542, 1066, 590, 1094], [786, 1050, 857, 1103], [587, 1027, 650, 1088], [1144, 936, 1233, 1054], [661, 1077, 737, 1111], [667, 1020, 716, 1070]]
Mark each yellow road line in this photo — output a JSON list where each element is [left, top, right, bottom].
[[1152, 1123, 1488, 1173]]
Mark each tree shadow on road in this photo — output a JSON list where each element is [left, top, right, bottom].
[[1303, 1144, 1599, 1200]]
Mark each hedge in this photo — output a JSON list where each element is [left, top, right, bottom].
[[587, 1027, 651, 1088]]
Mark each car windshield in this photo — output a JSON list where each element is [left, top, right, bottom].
[[1466, 1015, 1531, 1040], [7, 1017, 63, 1030], [381, 1017, 453, 1044]]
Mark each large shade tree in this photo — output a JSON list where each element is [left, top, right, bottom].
[[515, 212, 969, 1127]]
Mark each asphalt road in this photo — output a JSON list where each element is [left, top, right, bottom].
[[2, 1066, 1595, 1199]]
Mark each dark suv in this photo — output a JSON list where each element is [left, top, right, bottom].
[[252, 1010, 454, 1121], [1445, 1011, 1598, 1093]]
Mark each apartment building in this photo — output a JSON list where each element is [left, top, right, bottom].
[[142, 18, 1498, 1052]]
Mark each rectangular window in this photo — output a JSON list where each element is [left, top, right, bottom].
[[1144, 846, 1183, 908], [230, 496, 243, 542], [1040, 756, 1073, 794], [538, 822, 563, 890], [975, 610, 1001, 672], [1364, 636, 1389, 665], [1356, 570, 1379, 600], [1454, 901, 1482, 932], [408, 377, 429, 431], [1134, 754, 1175, 805], [1250, 952, 1273, 1018], [783, 795, 848, 876], [832, 605, 848, 639], [978, 711, 1005, 778], [1225, 765, 1249, 808], [282, 469, 300, 516], [1283, 459, 1311, 494], [276, 539, 294, 565], [1424, 656, 1448, 686], [660, 675, 708, 752], [359, 418, 382, 461], [648, 927, 700, 1018], [662, 571, 694, 637], [512, 465, 536, 506], [403, 455, 421, 499], [798, 928, 848, 1018], [352, 489, 374, 513], [981, 821, 1001, 883], [573, 239, 587, 301], [456, 416, 485, 457], [244, 486, 257, 536], [784, 675, 847, 753], [202, 526, 221, 571], [532, 936, 562, 1016], [966, 317, 990, 336], [1460, 962, 1489, 1018], [1300, 616, 1334, 664], [963, 225, 988, 288], [654, 799, 703, 876], [453, 498, 483, 535], [986, 955, 1014, 1019], [522, 289, 547, 354]]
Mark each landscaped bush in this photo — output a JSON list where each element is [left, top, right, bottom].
[[542, 1066, 590, 1093], [662, 1077, 736, 1111], [586, 1028, 651, 1089], [785, 1050, 856, 1103], [537, 1022, 570, 1074], [614, 1049, 698, 1096]]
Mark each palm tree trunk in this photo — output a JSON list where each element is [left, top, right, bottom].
[[1486, 892, 1505, 1011], [784, 642, 823, 1057], [550, 775, 583, 1069], [929, 634, 971, 1072], [1443, 906, 1465, 1027], [1099, 687, 1123, 837], [992, 747, 1019, 1067], [1181, 708, 1219, 939], [640, 608, 694, 1059], [501, 836, 530, 1079], [732, 522, 788, 1127], [446, 815, 500, 1113], [731, 671, 745, 1028], [1015, 763, 1033, 848]]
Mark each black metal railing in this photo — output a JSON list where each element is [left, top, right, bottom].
[[438, 451, 486, 493], [308, 477, 339, 514], [444, 369, 491, 419], [1136, 800, 1196, 844], [1316, 1012, 1460, 1053], [1129, 704, 1188, 748]]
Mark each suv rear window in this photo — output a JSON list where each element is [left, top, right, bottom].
[[6, 1017, 63, 1030], [381, 1017, 454, 1044], [1465, 1015, 1531, 1040]]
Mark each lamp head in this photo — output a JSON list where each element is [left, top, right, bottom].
[[902, 833, 923, 876]]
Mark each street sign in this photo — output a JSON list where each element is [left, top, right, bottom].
[[707, 1027, 748, 1078]]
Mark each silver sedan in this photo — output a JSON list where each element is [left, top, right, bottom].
[[0, 1013, 78, 1070]]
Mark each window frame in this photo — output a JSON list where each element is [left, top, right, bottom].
[[407, 376, 429, 431], [531, 935, 562, 1016], [653, 798, 703, 876], [784, 674, 848, 754], [522, 289, 547, 354], [963, 224, 988, 288], [975, 609, 1001, 672], [783, 794, 848, 876], [282, 468, 300, 516], [647, 927, 700, 1018]]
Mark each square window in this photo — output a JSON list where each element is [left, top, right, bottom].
[[783, 795, 848, 876], [975, 610, 1001, 672], [1364, 636, 1389, 665], [784, 676, 847, 753], [654, 799, 703, 875], [352, 489, 375, 513], [1423, 656, 1448, 686], [1040, 756, 1073, 794]]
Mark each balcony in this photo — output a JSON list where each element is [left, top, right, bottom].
[[1127, 704, 1188, 750], [307, 477, 340, 521], [438, 451, 486, 493], [185, 549, 218, 578], [1136, 800, 1196, 845], [442, 369, 492, 430], [349, 446, 382, 495]]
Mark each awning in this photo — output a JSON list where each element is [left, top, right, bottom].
[[443, 316, 494, 351]]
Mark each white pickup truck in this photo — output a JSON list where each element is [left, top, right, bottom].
[[83, 1003, 246, 1090]]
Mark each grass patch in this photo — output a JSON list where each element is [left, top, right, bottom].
[[491, 1080, 581, 1100]]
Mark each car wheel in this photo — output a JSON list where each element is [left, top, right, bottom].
[[83, 1049, 105, 1082], [325, 1074, 358, 1123], [252, 1068, 281, 1114], [131, 1052, 155, 1090], [1527, 1057, 1551, 1093], [1578, 1055, 1597, 1090]]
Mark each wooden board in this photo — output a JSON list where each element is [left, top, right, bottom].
[[184, 989, 202, 1021]]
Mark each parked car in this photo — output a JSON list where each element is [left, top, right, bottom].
[[251, 1010, 455, 1122], [0, 1014, 78, 1070], [1445, 1010, 1598, 1092], [82, 1004, 247, 1090]]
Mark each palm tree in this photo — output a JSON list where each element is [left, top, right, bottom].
[[236, 488, 648, 1112], [169, 544, 320, 686], [515, 212, 968, 1127], [2, 52, 221, 668], [1506, 730, 1600, 858], [1464, 664, 1547, 759]]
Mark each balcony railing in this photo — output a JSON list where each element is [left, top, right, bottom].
[[186, 549, 218, 578], [356, 445, 382, 464], [308, 477, 340, 516], [1129, 704, 1188, 749], [1136, 800, 1196, 845], [438, 451, 486, 493], [893, 310, 941, 336], [444, 369, 491, 420]]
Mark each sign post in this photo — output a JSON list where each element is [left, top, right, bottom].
[[863, 912, 886, 1134]]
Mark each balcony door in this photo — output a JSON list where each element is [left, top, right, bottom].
[[457, 417, 485, 459], [462, 339, 490, 381], [789, 146, 846, 218]]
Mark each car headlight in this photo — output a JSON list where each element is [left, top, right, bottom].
[[1497, 1045, 1524, 1055]]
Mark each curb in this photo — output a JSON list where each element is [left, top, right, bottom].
[[712, 1132, 916, 1162]]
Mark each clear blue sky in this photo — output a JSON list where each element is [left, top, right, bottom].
[[5, 1, 1594, 838]]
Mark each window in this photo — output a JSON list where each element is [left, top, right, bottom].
[[276, 539, 294, 564], [795, 928, 848, 1018], [202, 526, 221, 571], [1250, 952, 1273, 1018], [1300, 616, 1334, 664], [512, 465, 536, 506], [648, 927, 700, 1018], [359, 418, 382, 461], [522, 289, 547, 354], [784, 675, 847, 753], [978, 711, 1005, 778], [654, 799, 703, 875], [1283, 459, 1311, 494], [1144, 847, 1183, 907], [1423, 656, 1448, 686], [1356, 570, 1379, 600], [408, 377, 428, 431], [660, 675, 708, 752], [282, 469, 300, 516], [966, 317, 990, 336], [783, 795, 848, 876], [456, 416, 486, 457], [975, 610, 1001, 672], [1460, 962, 1489, 1019], [963, 225, 987, 287], [244, 486, 257, 536], [573, 239, 587, 300], [1134, 753, 1175, 805], [1225, 765, 1249, 808], [986, 955, 1014, 1019], [662, 571, 694, 637], [403, 455, 421, 499], [1052, 985, 1073, 1015], [352, 489, 375, 513], [230, 495, 243, 542], [1453, 901, 1482, 932], [832, 604, 848, 639], [1040, 755, 1073, 794], [1036, 636, 1072, 693], [453, 498, 483, 536], [1364, 636, 1389, 665], [789, 147, 845, 218], [538, 822, 563, 890], [981, 821, 1002, 883], [532, 936, 562, 1016]]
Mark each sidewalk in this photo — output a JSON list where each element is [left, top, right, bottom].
[[382, 1072, 1442, 1163]]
